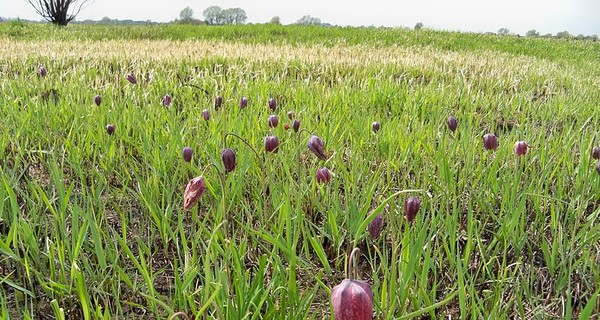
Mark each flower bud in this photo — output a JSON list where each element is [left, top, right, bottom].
[[264, 135, 280, 153], [38, 66, 47, 77], [126, 73, 137, 84], [268, 97, 276, 111], [284, 123, 291, 130], [202, 109, 210, 121], [447, 115, 458, 132], [162, 94, 172, 107], [182, 147, 193, 162], [94, 95, 102, 106], [214, 95, 223, 109], [592, 146, 600, 160], [404, 197, 421, 222], [316, 167, 331, 184], [368, 214, 383, 240], [371, 122, 380, 133], [239, 96, 248, 109], [293, 120, 300, 133], [331, 279, 373, 320], [267, 115, 279, 128], [483, 133, 498, 151], [514, 141, 528, 156], [287, 111, 294, 120], [106, 124, 115, 135], [221, 148, 236, 173], [183, 176, 206, 210], [308, 135, 327, 160]]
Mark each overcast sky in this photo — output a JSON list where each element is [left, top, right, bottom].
[[1, 0, 598, 35]]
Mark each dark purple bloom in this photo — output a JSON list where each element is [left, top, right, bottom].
[[287, 111, 294, 120], [94, 95, 102, 106], [404, 197, 421, 222], [447, 115, 458, 132], [308, 135, 327, 160], [202, 109, 210, 121], [331, 279, 373, 320], [264, 135, 280, 153], [126, 73, 137, 84], [106, 124, 115, 135], [268, 97, 276, 111], [267, 115, 279, 128], [221, 148, 236, 173], [483, 133, 499, 151], [592, 146, 600, 160], [183, 176, 206, 210], [293, 120, 300, 133], [38, 66, 47, 77], [372, 122, 380, 133], [368, 214, 383, 240], [182, 147, 193, 162], [162, 94, 172, 107], [214, 95, 223, 109], [239, 97, 248, 109], [514, 141, 528, 156], [596, 161, 600, 175], [316, 167, 331, 184]]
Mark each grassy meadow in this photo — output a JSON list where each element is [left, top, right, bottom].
[[0, 23, 599, 319]]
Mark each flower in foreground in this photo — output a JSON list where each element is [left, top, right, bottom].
[[331, 248, 373, 320], [592, 146, 600, 160], [293, 120, 300, 133], [308, 135, 327, 160], [183, 176, 206, 210]]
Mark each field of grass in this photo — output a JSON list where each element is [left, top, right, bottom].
[[0, 23, 599, 319]]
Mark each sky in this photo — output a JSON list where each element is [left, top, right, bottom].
[[1, 0, 599, 36]]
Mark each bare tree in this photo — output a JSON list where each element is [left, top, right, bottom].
[[27, 0, 93, 26]]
